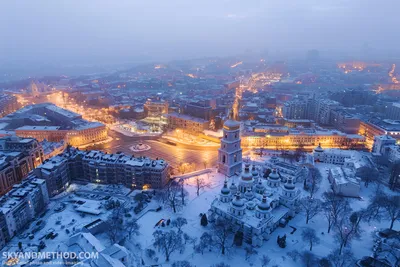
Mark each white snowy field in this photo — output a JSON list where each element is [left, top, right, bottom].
[[135, 165, 399, 267]]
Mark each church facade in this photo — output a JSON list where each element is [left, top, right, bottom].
[[209, 164, 300, 247]]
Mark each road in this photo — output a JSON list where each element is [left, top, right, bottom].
[[88, 130, 219, 170]]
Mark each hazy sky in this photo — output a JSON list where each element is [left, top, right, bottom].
[[1, 0, 399, 65]]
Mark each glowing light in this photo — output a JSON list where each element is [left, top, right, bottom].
[[230, 61, 243, 68]]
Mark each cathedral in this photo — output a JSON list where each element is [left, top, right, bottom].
[[209, 163, 300, 247], [217, 111, 242, 177]]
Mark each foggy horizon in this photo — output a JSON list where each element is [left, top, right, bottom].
[[1, 0, 400, 66]]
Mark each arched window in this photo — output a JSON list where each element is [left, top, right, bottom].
[[222, 155, 226, 163]]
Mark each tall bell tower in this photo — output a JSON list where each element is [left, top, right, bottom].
[[218, 110, 242, 177]]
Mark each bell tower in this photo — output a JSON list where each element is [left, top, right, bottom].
[[218, 110, 242, 177]]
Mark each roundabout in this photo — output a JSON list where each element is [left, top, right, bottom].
[[130, 142, 151, 152]]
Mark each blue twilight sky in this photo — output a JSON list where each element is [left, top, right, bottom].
[[0, 0, 399, 64]]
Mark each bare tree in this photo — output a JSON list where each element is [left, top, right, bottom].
[[327, 248, 355, 267], [172, 261, 193, 267], [212, 219, 233, 255], [299, 197, 322, 224], [126, 218, 140, 238], [163, 181, 182, 213], [368, 190, 400, 229], [260, 255, 271, 267], [382, 195, 400, 229], [349, 210, 368, 237], [357, 166, 379, 187], [153, 230, 183, 262], [195, 232, 212, 255], [301, 251, 316, 267], [244, 245, 258, 261], [172, 217, 188, 233], [106, 205, 125, 243], [334, 214, 356, 255], [305, 167, 321, 198], [301, 228, 320, 251], [389, 160, 400, 190], [195, 176, 206, 196], [210, 263, 231, 267], [179, 179, 188, 206], [322, 192, 350, 233]]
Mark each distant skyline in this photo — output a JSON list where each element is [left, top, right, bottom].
[[1, 0, 400, 65]]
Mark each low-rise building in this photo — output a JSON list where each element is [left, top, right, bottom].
[[328, 167, 361, 197]]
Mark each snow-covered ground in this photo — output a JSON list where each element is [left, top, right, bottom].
[[3, 163, 398, 267], [133, 164, 399, 267]]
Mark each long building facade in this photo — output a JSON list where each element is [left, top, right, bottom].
[[32, 149, 170, 197]]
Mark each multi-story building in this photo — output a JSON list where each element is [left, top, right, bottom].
[[209, 164, 300, 246], [33, 155, 70, 197], [0, 95, 19, 118], [165, 112, 209, 134], [183, 101, 212, 120], [0, 177, 48, 249], [31, 149, 170, 197], [386, 102, 400, 120], [330, 109, 360, 134], [0, 137, 44, 196], [144, 100, 169, 117], [242, 128, 365, 149], [314, 99, 340, 125], [0, 103, 107, 146], [282, 100, 307, 120]]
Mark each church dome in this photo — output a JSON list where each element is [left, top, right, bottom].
[[284, 177, 296, 190], [314, 143, 324, 152], [257, 194, 270, 211], [251, 165, 259, 177], [232, 193, 245, 207], [268, 169, 280, 180], [241, 164, 253, 181], [229, 182, 237, 191], [255, 180, 265, 192], [244, 187, 254, 200], [221, 180, 230, 195]]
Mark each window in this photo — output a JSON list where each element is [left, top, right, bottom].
[[234, 154, 237, 162], [222, 155, 226, 163]]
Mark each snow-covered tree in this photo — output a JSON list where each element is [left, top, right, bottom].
[[301, 228, 320, 251], [126, 218, 140, 238], [153, 230, 183, 262], [301, 251, 316, 267], [334, 214, 356, 255], [162, 181, 183, 213], [322, 192, 350, 233], [195, 176, 206, 196], [210, 263, 231, 267], [260, 255, 271, 267], [106, 205, 125, 243], [244, 245, 258, 260], [382, 194, 400, 229], [172, 217, 188, 233], [327, 248, 355, 267], [195, 232, 212, 255], [299, 197, 322, 224], [172, 260, 193, 267], [212, 219, 233, 255]]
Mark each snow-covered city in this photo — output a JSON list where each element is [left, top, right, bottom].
[[1, 1, 400, 266]]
